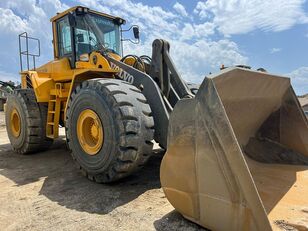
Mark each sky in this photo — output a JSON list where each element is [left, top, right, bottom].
[[0, 0, 307, 95]]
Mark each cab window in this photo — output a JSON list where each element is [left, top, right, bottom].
[[74, 13, 122, 59], [75, 28, 97, 59], [57, 16, 72, 57]]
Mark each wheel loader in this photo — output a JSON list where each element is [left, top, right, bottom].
[[5, 6, 308, 231]]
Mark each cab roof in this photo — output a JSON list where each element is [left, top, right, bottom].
[[50, 6, 126, 24]]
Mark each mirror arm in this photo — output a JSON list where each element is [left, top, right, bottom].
[[120, 25, 138, 32], [121, 38, 140, 44], [121, 25, 140, 44]]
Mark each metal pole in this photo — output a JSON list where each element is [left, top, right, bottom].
[[18, 34, 23, 71], [25, 32, 29, 70]]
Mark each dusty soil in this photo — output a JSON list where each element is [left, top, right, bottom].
[[0, 112, 203, 231]]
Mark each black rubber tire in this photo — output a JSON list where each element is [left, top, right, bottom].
[[5, 89, 53, 154], [66, 79, 154, 183]]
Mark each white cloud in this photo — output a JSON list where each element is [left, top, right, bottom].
[[0, 8, 29, 34], [194, 0, 308, 35], [0, 71, 19, 83], [0, 0, 306, 95], [79, 0, 178, 31], [287, 67, 308, 95], [270, 48, 281, 54], [79, 0, 247, 83], [170, 39, 247, 82], [178, 22, 216, 41], [194, 22, 216, 37], [0, 0, 69, 80], [173, 2, 188, 17], [0, 0, 247, 85], [0, 0, 68, 39], [123, 35, 247, 83]]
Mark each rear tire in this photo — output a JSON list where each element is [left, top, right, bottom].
[[5, 89, 53, 154], [66, 79, 154, 183]]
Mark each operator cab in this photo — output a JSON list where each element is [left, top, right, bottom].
[[51, 6, 127, 67]]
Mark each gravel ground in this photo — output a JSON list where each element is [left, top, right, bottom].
[[0, 111, 204, 231], [1, 93, 308, 231]]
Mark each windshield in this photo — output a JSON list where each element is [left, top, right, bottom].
[[74, 13, 122, 59]]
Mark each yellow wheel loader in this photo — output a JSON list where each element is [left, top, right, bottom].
[[5, 6, 308, 230]]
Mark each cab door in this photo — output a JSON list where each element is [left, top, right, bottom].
[[56, 15, 75, 68]]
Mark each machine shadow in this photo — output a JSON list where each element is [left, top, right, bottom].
[[0, 138, 163, 215]]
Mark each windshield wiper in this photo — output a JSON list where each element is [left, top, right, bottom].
[[83, 15, 106, 53]]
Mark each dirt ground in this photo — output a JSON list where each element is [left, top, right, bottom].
[[0, 111, 203, 231]]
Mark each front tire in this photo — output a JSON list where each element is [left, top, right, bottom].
[[66, 79, 154, 183]]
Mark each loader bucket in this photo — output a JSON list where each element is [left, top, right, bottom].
[[160, 68, 308, 231]]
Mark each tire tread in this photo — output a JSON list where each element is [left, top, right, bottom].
[[66, 79, 154, 183], [6, 89, 53, 154]]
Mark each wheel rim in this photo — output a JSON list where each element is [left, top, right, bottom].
[[77, 109, 103, 155], [10, 108, 21, 138]]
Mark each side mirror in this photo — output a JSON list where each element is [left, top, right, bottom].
[[121, 25, 140, 44], [133, 26, 140, 40]]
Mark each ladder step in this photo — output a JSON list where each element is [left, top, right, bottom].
[[46, 93, 62, 139]]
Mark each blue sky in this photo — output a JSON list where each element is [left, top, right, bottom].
[[0, 0, 307, 95]]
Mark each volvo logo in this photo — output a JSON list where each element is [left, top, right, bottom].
[[110, 62, 135, 84]]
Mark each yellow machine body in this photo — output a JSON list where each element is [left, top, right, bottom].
[[18, 6, 126, 139], [20, 51, 120, 138], [20, 52, 119, 102]]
